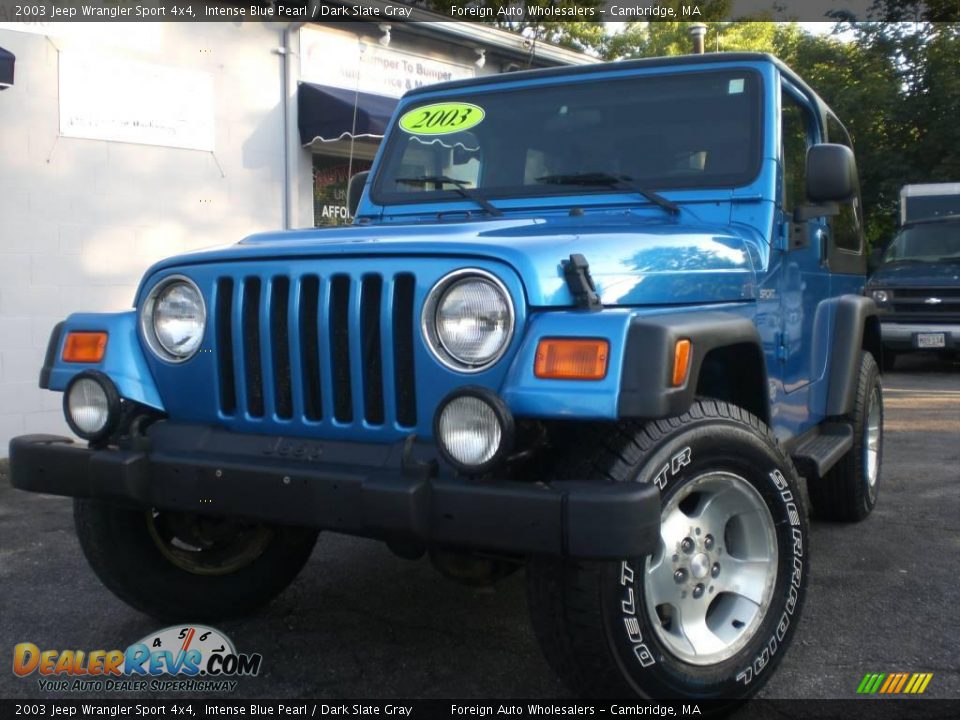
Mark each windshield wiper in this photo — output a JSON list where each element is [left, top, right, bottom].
[[535, 172, 681, 216], [393, 175, 502, 217]]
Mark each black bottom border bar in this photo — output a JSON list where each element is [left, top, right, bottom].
[[2, 699, 960, 720]]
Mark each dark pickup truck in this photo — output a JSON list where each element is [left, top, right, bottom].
[[867, 215, 960, 368]]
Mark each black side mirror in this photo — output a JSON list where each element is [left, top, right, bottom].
[[868, 248, 883, 273], [805, 143, 857, 203], [347, 171, 370, 219]]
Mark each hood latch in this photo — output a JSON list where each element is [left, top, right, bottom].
[[563, 254, 603, 311]]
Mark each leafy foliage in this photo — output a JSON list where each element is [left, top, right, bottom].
[[595, 18, 960, 246], [782, 21, 959, 245]]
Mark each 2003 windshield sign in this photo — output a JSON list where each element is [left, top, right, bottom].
[[399, 103, 485, 135], [12, 626, 260, 693]]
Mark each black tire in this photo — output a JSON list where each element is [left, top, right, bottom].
[[74, 499, 318, 622], [807, 351, 883, 522], [526, 400, 808, 701]]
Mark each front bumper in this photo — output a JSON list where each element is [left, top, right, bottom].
[[8, 423, 660, 560], [879, 321, 960, 350]]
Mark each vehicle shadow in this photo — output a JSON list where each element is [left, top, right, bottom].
[[888, 350, 959, 374]]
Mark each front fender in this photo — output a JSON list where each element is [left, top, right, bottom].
[[40, 311, 163, 410], [501, 309, 635, 419], [500, 304, 762, 421], [618, 310, 763, 419]]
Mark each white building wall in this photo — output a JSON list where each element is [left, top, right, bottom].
[[0, 23, 313, 451]]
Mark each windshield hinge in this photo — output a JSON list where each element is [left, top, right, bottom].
[[563, 254, 603, 311], [775, 332, 789, 362], [775, 215, 790, 252]]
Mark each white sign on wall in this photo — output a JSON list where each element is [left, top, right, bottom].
[[300, 26, 474, 99], [58, 51, 215, 152]]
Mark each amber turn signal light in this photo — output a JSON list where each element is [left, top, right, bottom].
[[534, 338, 609, 380], [62, 332, 108, 363], [672, 339, 692, 387]]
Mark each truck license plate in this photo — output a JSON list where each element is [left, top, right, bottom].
[[917, 333, 946, 348]]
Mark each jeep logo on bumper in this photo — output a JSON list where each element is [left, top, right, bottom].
[[262, 437, 324, 461]]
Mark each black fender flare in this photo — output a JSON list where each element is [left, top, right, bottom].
[[826, 295, 879, 416], [618, 312, 766, 420]]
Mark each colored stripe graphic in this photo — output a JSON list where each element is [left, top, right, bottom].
[[857, 673, 885, 693], [884, 673, 904, 693], [858, 672, 933, 694], [894, 673, 909, 693]]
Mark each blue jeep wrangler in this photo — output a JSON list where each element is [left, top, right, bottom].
[[10, 53, 884, 700]]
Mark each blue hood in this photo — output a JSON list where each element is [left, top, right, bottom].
[[142, 215, 761, 308], [868, 260, 960, 289]]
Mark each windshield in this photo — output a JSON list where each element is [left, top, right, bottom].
[[884, 223, 960, 263], [903, 195, 960, 222], [372, 69, 762, 207]]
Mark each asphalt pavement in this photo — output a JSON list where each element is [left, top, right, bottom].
[[1, 353, 958, 702]]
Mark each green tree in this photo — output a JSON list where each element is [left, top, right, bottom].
[[599, 19, 959, 247], [607, 20, 777, 59], [831, 21, 960, 242]]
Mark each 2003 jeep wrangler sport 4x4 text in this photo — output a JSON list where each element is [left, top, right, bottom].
[[11, 53, 884, 701]]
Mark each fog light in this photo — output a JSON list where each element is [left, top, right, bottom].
[[434, 388, 514, 474], [64, 371, 120, 443]]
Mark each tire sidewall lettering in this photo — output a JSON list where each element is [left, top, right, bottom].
[[608, 426, 808, 697], [652, 446, 692, 491], [619, 561, 656, 667], [617, 444, 693, 669], [735, 473, 805, 687]]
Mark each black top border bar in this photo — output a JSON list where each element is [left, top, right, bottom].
[[0, 0, 955, 24]]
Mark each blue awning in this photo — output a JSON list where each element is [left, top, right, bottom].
[[0, 47, 14, 90], [298, 82, 398, 146]]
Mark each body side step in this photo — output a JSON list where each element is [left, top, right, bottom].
[[791, 423, 854, 479]]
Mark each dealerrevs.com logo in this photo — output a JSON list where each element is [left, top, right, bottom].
[[13, 625, 261, 692]]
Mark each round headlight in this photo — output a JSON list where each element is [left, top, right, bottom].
[[871, 289, 889, 304], [141, 276, 206, 362], [64, 371, 120, 443], [423, 270, 514, 372], [434, 388, 514, 473]]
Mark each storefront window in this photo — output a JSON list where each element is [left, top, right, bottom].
[[313, 155, 373, 227]]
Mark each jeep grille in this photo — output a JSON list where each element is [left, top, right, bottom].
[[213, 273, 418, 428]]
